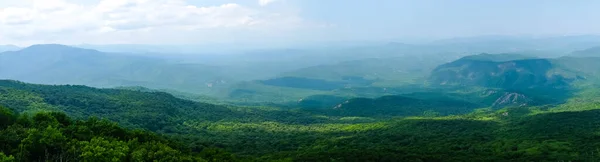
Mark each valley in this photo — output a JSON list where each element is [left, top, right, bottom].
[[3, 0, 600, 161], [3, 36, 600, 161]]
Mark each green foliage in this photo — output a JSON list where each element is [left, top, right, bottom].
[[19, 126, 67, 161], [0, 108, 212, 161], [0, 153, 14, 162], [310, 95, 479, 117], [0, 106, 15, 129], [6, 79, 600, 161], [78, 137, 129, 162]]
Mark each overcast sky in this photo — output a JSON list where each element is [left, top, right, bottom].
[[1, 0, 600, 46]]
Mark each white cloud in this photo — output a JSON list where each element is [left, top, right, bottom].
[[0, 7, 35, 25], [259, 0, 279, 6], [0, 0, 319, 45]]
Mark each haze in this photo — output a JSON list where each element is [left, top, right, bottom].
[[6, 0, 600, 161], [1, 0, 599, 47]]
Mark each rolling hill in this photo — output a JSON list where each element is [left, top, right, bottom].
[[220, 54, 458, 105], [429, 54, 580, 89], [571, 46, 600, 57], [0, 44, 236, 95], [4, 80, 600, 161]]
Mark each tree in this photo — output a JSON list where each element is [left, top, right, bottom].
[[130, 141, 205, 162], [0, 152, 15, 162], [18, 126, 67, 161], [0, 106, 15, 129], [78, 137, 129, 162]]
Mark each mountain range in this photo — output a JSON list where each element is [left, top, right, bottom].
[[5, 36, 600, 161], [0, 45, 20, 53]]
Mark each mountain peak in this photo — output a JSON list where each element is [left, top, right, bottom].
[[0, 44, 21, 52], [19, 44, 101, 54], [24, 44, 80, 50], [430, 56, 572, 89]]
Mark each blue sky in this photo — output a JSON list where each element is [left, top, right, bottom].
[[1, 0, 599, 46]]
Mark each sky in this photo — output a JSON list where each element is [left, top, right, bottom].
[[1, 0, 600, 46]]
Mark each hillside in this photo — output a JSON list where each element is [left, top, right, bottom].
[[279, 55, 451, 84], [0, 80, 334, 129], [320, 95, 480, 117], [0, 45, 20, 52], [4, 80, 600, 160], [0, 106, 230, 161], [297, 85, 571, 117], [571, 46, 600, 57], [429, 54, 579, 89], [5, 81, 600, 161], [0, 44, 236, 94], [220, 54, 455, 105], [458, 53, 537, 62]]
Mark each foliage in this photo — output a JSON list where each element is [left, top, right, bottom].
[[0, 108, 217, 161], [0, 153, 14, 162], [4, 79, 600, 161], [78, 137, 129, 162]]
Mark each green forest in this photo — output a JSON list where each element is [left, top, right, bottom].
[[4, 37, 600, 161], [0, 106, 237, 162], [3, 76, 600, 161], [4, 0, 600, 160]]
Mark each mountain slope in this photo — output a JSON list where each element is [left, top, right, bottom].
[[320, 95, 480, 117], [0, 80, 242, 132], [571, 46, 600, 57], [458, 53, 537, 62], [221, 54, 457, 104], [0, 80, 338, 129], [0, 44, 236, 94], [5, 80, 600, 161], [0, 106, 226, 161], [429, 54, 576, 89], [280, 54, 457, 85], [0, 45, 20, 52]]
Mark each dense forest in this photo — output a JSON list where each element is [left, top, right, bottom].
[[3, 79, 600, 161], [3, 0, 600, 160], [3, 38, 600, 161], [0, 106, 238, 162]]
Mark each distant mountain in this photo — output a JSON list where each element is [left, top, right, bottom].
[[459, 53, 537, 62], [0, 44, 235, 94], [281, 56, 449, 82], [258, 77, 369, 91], [425, 35, 600, 57], [0, 45, 20, 52], [76, 44, 265, 54], [261, 53, 459, 88], [570, 46, 600, 57], [429, 54, 576, 89], [220, 54, 454, 105]]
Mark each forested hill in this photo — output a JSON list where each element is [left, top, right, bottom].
[[428, 54, 591, 89], [0, 80, 239, 132], [0, 80, 334, 131], [0, 44, 234, 95], [6, 80, 600, 161], [0, 106, 236, 161]]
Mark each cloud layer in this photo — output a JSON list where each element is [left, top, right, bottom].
[[259, 0, 279, 6], [0, 0, 315, 45]]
